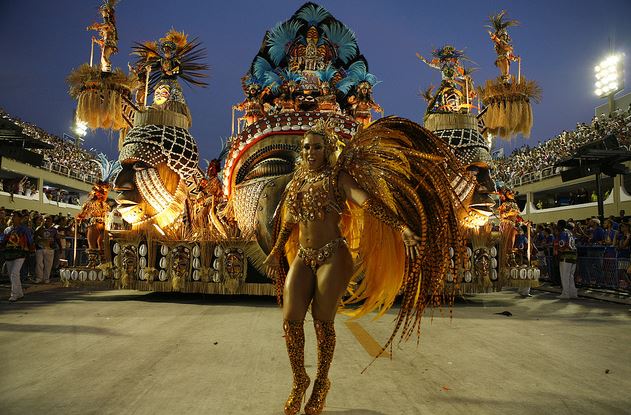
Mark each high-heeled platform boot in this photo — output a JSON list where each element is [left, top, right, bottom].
[[304, 320, 335, 415], [283, 320, 310, 415]]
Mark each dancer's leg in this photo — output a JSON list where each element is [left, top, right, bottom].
[[282, 256, 316, 415], [306, 245, 353, 415]]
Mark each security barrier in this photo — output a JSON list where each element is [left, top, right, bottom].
[[536, 245, 631, 291]]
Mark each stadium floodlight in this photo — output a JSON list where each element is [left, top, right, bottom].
[[73, 120, 88, 137], [594, 53, 624, 98]]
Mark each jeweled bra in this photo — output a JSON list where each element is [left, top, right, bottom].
[[286, 168, 343, 222]]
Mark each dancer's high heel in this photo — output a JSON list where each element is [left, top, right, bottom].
[[304, 378, 330, 415], [284, 372, 310, 415]]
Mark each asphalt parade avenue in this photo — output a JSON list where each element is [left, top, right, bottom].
[[0, 286, 630, 415]]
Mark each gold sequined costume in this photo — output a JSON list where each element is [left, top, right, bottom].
[[269, 116, 476, 413]]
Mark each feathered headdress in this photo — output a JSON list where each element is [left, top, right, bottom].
[[132, 28, 209, 90], [487, 10, 520, 33], [336, 60, 379, 95], [93, 153, 122, 183], [307, 117, 342, 153], [432, 45, 467, 61]]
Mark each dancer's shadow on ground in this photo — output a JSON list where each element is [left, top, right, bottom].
[[322, 410, 387, 415]]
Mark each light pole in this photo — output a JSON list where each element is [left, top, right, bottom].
[[72, 120, 88, 146], [592, 53, 625, 219], [594, 53, 624, 114]]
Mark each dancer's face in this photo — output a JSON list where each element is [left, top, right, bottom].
[[302, 133, 326, 171], [153, 85, 171, 106], [114, 159, 181, 227]]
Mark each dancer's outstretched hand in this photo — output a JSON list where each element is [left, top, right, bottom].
[[402, 227, 422, 261]]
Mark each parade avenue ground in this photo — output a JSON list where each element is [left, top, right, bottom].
[[0, 286, 630, 415]]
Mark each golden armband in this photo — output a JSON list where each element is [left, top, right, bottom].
[[362, 198, 406, 233], [270, 222, 294, 257]]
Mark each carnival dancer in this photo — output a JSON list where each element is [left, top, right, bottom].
[[487, 10, 520, 83], [87, 0, 119, 72], [348, 81, 382, 127], [0, 211, 34, 302], [264, 117, 474, 415], [76, 154, 121, 266], [557, 219, 578, 299]]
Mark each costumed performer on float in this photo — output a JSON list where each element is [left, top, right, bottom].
[[264, 117, 475, 415], [76, 154, 121, 266]]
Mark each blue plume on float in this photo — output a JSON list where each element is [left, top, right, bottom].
[[266, 20, 304, 65], [252, 56, 274, 83], [335, 61, 363, 94], [278, 68, 304, 83], [345, 61, 367, 80], [315, 64, 338, 83], [296, 3, 331, 26], [321, 22, 357, 64], [355, 71, 380, 87], [93, 153, 121, 183], [252, 56, 281, 92], [335, 61, 380, 94], [335, 77, 355, 95], [263, 71, 282, 93]]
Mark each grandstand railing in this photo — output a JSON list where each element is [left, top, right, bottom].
[[508, 166, 559, 187], [536, 245, 631, 292], [42, 160, 99, 184]]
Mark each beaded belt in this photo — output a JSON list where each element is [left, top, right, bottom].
[[298, 237, 347, 273]]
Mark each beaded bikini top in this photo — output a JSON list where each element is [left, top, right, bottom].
[[286, 168, 344, 222]]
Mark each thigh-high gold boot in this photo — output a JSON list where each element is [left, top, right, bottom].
[[283, 320, 310, 415], [305, 320, 335, 415]]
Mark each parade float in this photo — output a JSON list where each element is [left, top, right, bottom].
[[62, 2, 538, 296], [478, 10, 542, 139], [417, 11, 542, 292], [66, 0, 138, 135]]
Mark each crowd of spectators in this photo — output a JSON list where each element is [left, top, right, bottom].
[[0, 109, 101, 181], [495, 105, 631, 185], [521, 211, 631, 291], [0, 207, 79, 301], [0, 176, 82, 205]]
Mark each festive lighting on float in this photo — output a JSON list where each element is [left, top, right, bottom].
[[594, 53, 624, 98]]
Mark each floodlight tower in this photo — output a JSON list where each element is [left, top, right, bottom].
[[72, 120, 88, 147], [594, 53, 625, 113]]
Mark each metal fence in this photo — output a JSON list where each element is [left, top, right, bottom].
[[42, 160, 100, 184], [536, 245, 631, 291], [507, 166, 558, 188]]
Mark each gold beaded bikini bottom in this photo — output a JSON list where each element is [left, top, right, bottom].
[[298, 237, 347, 273]]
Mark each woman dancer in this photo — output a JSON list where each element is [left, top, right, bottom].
[[265, 117, 474, 415]]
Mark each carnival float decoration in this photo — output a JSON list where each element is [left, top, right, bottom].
[[478, 10, 541, 139], [67, 0, 138, 132], [231, 2, 383, 134], [418, 44, 499, 292], [226, 3, 385, 270], [62, 1, 540, 298]]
